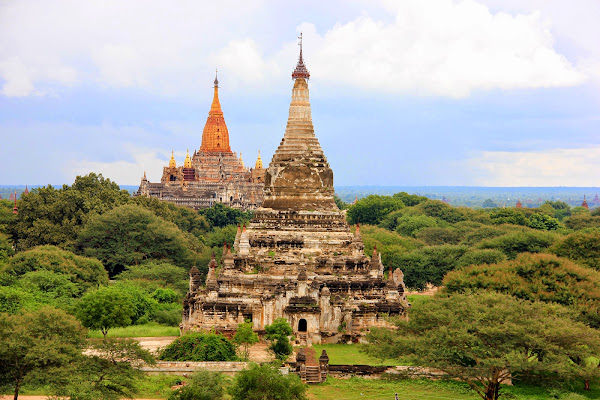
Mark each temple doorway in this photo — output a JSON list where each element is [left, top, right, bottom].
[[298, 318, 307, 332]]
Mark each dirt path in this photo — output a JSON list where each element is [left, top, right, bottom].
[[304, 346, 319, 366]]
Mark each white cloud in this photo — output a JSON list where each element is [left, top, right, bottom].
[[467, 147, 600, 186], [64, 144, 170, 186], [0, 0, 587, 98]]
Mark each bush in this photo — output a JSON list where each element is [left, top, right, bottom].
[[264, 318, 293, 362], [159, 332, 238, 362], [346, 195, 405, 225], [169, 370, 225, 400], [228, 363, 307, 400], [477, 230, 559, 259], [115, 262, 189, 295], [395, 215, 438, 237]]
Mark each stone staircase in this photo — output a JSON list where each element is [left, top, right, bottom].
[[304, 365, 321, 384], [295, 347, 329, 384]]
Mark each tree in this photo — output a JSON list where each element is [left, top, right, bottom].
[[159, 332, 238, 362], [9, 173, 130, 250], [528, 213, 560, 230], [564, 214, 600, 230], [56, 338, 155, 400], [477, 230, 558, 259], [264, 318, 293, 362], [443, 253, 600, 328], [233, 320, 259, 360], [488, 208, 529, 226], [76, 286, 136, 338], [346, 195, 404, 225], [393, 191, 428, 207], [3, 245, 108, 290], [482, 198, 497, 208], [364, 292, 600, 400], [199, 202, 253, 228], [394, 215, 437, 237], [114, 261, 189, 296], [76, 204, 200, 276], [551, 229, 600, 270], [0, 307, 86, 400], [228, 363, 307, 400], [169, 370, 225, 400]]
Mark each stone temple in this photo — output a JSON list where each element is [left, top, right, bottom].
[[182, 40, 408, 344], [135, 73, 266, 210]]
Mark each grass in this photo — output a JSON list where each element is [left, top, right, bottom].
[[87, 322, 180, 338], [307, 377, 600, 400], [407, 294, 435, 307], [312, 343, 405, 366]]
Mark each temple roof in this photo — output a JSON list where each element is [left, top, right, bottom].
[[292, 33, 310, 80], [200, 70, 232, 153], [169, 150, 176, 168], [255, 150, 263, 169]]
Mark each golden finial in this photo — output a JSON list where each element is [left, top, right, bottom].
[[239, 152, 244, 167], [169, 150, 176, 168], [255, 149, 263, 169], [184, 149, 192, 168]]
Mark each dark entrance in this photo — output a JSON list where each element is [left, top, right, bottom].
[[298, 319, 307, 332]]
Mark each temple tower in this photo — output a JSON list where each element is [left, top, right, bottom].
[[200, 71, 232, 153]]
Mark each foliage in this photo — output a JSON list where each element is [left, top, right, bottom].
[[3, 245, 108, 289], [395, 214, 438, 237], [199, 202, 253, 228], [417, 200, 468, 223], [0, 285, 39, 314], [152, 288, 179, 303], [55, 338, 155, 400], [76, 204, 200, 275], [169, 370, 226, 400], [86, 322, 180, 338], [9, 173, 130, 250], [551, 229, 600, 270], [333, 194, 348, 210], [228, 363, 307, 400], [0, 306, 86, 400], [415, 227, 461, 245], [455, 249, 507, 268], [264, 317, 293, 362], [159, 332, 238, 362], [233, 320, 259, 360], [346, 195, 405, 225], [529, 213, 560, 230], [477, 230, 558, 259], [393, 191, 428, 207], [76, 286, 136, 338], [489, 208, 529, 226], [390, 245, 469, 290], [564, 214, 600, 230], [482, 199, 497, 208], [114, 261, 189, 295], [443, 253, 600, 328], [364, 292, 600, 400]]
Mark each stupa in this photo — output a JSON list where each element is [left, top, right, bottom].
[[135, 72, 266, 210], [182, 36, 408, 344]]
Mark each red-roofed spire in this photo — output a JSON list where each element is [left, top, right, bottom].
[[582, 195, 589, 210], [292, 32, 310, 80], [12, 191, 18, 214]]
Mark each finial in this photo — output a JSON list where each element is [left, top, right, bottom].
[[143, 171, 147, 179], [292, 32, 310, 80], [13, 191, 18, 214], [214, 69, 219, 87]]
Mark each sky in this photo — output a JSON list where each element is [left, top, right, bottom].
[[1, 0, 600, 187]]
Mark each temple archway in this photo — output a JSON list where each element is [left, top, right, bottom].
[[298, 318, 307, 332]]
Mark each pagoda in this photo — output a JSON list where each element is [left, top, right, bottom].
[[182, 36, 408, 344], [135, 72, 266, 210]]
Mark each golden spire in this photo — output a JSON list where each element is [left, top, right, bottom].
[[200, 70, 232, 153], [169, 150, 176, 168], [184, 149, 192, 168], [239, 152, 244, 167], [255, 149, 263, 169]]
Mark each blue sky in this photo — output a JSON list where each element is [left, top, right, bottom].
[[1, 0, 600, 187]]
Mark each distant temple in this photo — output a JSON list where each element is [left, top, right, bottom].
[[135, 73, 265, 210], [182, 37, 408, 345], [582, 195, 589, 210]]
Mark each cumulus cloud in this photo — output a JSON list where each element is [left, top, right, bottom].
[[467, 147, 600, 186], [0, 0, 587, 98]]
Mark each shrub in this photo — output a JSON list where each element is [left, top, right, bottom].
[[264, 318, 293, 362], [169, 370, 225, 400], [477, 230, 559, 259], [159, 332, 237, 362], [228, 363, 306, 400]]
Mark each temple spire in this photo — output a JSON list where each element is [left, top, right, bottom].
[[169, 150, 176, 168], [292, 32, 310, 80], [184, 149, 192, 168], [12, 191, 18, 214], [200, 70, 231, 153]]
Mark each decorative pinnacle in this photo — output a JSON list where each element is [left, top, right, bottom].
[[214, 69, 219, 87], [292, 32, 310, 80]]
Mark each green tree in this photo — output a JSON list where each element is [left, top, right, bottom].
[[477, 230, 558, 259], [395, 214, 437, 237], [414, 227, 461, 245], [364, 292, 600, 400], [346, 195, 405, 225], [528, 213, 560, 230], [552, 229, 600, 270], [233, 320, 259, 360], [199, 202, 253, 228], [76, 204, 200, 275], [114, 261, 190, 296], [228, 363, 307, 400], [3, 245, 108, 290], [333, 194, 348, 210], [76, 286, 136, 338], [9, 173, 130, 250], [564, 214, 600, 230], [131, 196, 210, 237], [169, 370, 225, 400], [0, 307, 86, 400], [393, 191, 428, 207], [159, 332, 238, 362], [264, 318, 293, 362], [482, 198, 497, 208], [57, 338, 155, 400], [443, 253, 600, 328], [418, 200, 467, 223], [489, 208, 529, 226]]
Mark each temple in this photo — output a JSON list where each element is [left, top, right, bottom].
[[182, 37, 408, 345], [135, 72, 265, 210]]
